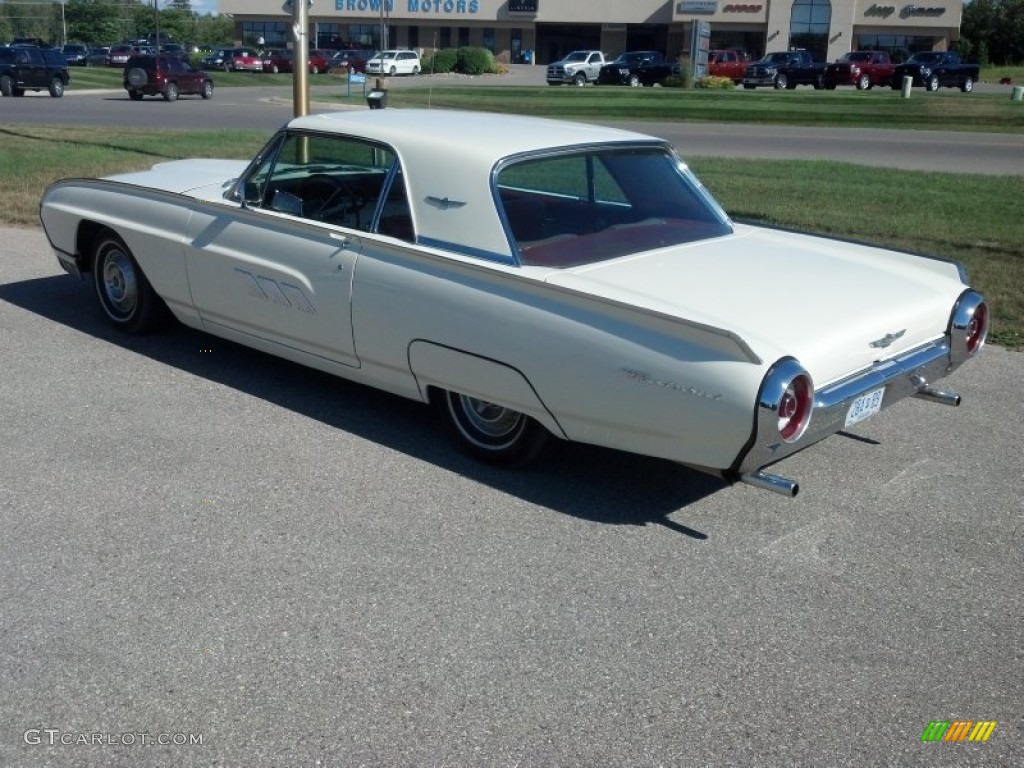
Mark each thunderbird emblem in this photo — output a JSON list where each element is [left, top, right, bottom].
[[869, 329, 906, 348]]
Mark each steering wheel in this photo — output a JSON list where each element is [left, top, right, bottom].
[[299, 173, 367, 225]]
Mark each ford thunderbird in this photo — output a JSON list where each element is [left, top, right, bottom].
[[39, 110, 987, 496]]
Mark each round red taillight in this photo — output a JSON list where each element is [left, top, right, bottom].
[[966, 301, 988, 355], [779, 374, 813, 443]]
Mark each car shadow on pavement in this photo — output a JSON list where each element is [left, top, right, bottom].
[[1, 274, 723, 539]]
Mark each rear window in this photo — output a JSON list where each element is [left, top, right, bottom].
[[497, 147, 732, 268]]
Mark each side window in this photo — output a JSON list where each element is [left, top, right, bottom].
[[375, 168, 415, 242], [247, 132, 397, 231]]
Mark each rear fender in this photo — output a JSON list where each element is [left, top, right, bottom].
[[408, 340, 567, 439]]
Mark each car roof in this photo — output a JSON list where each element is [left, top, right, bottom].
[[285, 110, 666, 260], [286, 109, 660, 163]]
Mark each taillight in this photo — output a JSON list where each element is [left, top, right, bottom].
[[779, 373, 813, 442], [949, 291, 988, 365], [965, 301, 988, 355]]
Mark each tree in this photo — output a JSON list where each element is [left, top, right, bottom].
[[960, 0, 1024, 65]]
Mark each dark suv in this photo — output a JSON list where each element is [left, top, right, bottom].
[[124, 55, 213, 101], [0, 46, 70, 97]]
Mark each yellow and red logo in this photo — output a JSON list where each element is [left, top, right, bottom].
[[921, 721, 997, 742]]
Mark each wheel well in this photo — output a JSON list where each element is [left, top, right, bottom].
[[74, 221, 113, 273]]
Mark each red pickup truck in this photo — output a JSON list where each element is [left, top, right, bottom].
[[707, 49, 748, 83], [824, 51, 895, 90]]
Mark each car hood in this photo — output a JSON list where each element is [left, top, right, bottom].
[[106, 159, 249, 198], [543, 223, 966, 385]]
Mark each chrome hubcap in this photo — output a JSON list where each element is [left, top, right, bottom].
[[102, 249, 138, 316], [458, 395, 521, 439]]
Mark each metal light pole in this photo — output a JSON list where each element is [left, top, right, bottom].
[[291, 0, 310, 117]]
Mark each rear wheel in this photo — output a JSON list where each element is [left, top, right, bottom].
[[435, 389, 549, 466], [48, 77, 65, 97], [961, 76, 974, 93], [201, 80, 213, 99], [0, 75, 12, 97], [128, 89, 144, 101], [91, 233, 165, 333], [162, 82, 179, 102]]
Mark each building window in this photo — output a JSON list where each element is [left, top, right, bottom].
[[483, 28, 495, 53], [439, 27, 452, 48], [409, 26, 419, 51], [511, 28, 522, 62], [788, 0, 831, 62], [856, 34, 939, 61], [349, 24, 379, 49], [241, 22, 288, 47], [458, 26, 470, 47]]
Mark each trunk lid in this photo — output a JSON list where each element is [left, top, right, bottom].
[[543, 223, 965, 385]]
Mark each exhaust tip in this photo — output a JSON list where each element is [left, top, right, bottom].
[[740, 471, 800, 498]]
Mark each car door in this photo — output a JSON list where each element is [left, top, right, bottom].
[[183, 132, 398, 367]]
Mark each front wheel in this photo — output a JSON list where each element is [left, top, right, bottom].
[[628, 74, 641, 87], [91, 233, 165, 333], [961, 76, 974, 93], [926, 74, 940, 92], [435, 390, 549, 466], [573, 72, 586, 86], [388, 65, 397, 76], [856, 74, 870, 90], [774, 73, 788, 90]]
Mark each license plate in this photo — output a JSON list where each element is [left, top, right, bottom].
[[845, 387, 885, 427]]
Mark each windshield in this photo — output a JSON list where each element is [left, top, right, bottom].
[[842, 52, 872, 62], [562, 51, 589, 62], [497, 147, 732, 268], [614, 52, 654, 65], [908, 52, 943, 64]]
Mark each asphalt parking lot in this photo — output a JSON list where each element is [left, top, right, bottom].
[[0, 221, 1021, 766]]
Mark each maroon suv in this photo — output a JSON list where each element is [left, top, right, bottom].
[[124, 55, 214, 101]]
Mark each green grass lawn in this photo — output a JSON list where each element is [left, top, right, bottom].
[[373, 86, 1024, 133]]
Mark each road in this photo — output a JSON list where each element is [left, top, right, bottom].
[[1, 71, 1022, 766], [1, 66, 1023, 175]]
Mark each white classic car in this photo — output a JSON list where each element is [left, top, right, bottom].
[[39, 110, 988, 497]]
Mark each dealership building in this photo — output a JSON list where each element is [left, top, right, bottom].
[[218, 0, 964, 65]]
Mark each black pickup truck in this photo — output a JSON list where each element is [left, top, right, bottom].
[[743, 49, 825, 90], [891, 51, 979, 92], [0, 46, 70, 97]]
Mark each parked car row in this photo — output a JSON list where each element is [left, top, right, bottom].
[[548, 47, 979, 93], [197, 47, 407, 76]]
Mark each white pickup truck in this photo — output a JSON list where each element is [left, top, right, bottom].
[[546, 50, 606, 86]]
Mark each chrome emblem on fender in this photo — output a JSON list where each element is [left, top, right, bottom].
[[869, 329, 906, 349]]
